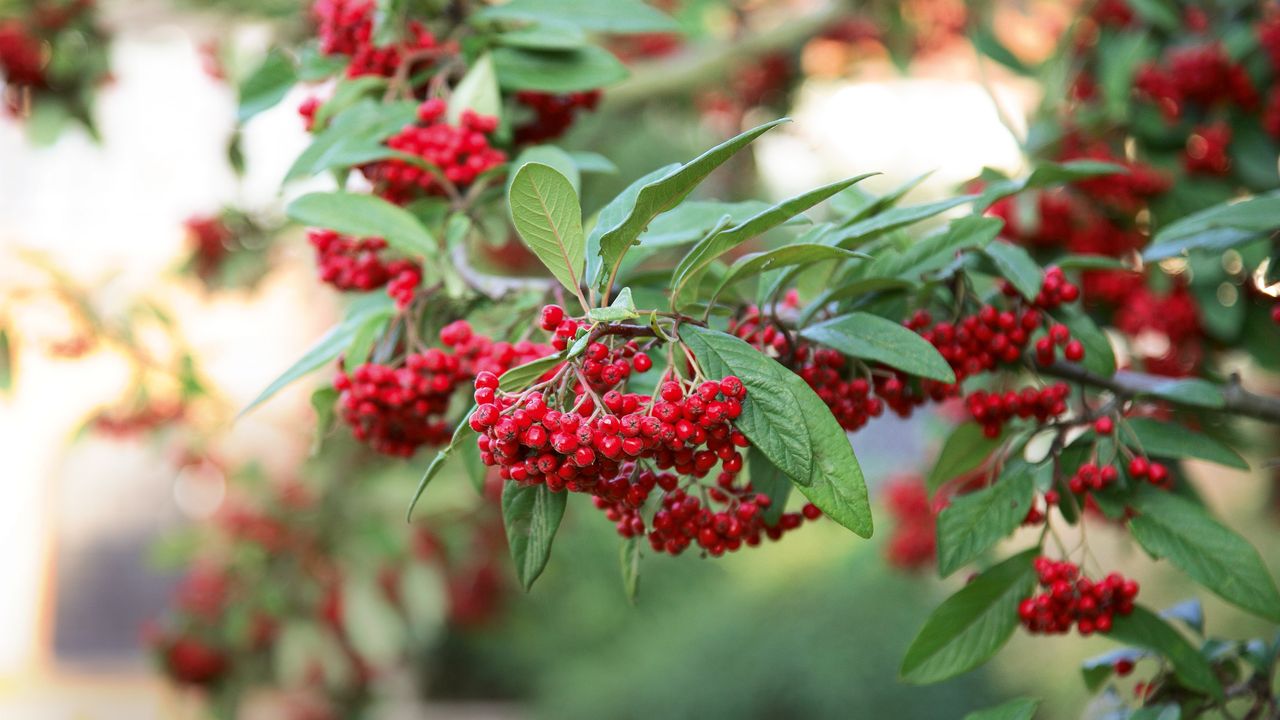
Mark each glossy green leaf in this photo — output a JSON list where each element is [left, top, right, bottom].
[[1145, 191, 1280, 261], [1135, 377, 1225, 409], [936, 466, 1035, 577], [474, 0, 679, 33], [1054, 254, 1128, 271], [596, 120, 788, 290], [832, 195, 978, 249], [927, 423, 1003, 494], [502, 482, 567, 591], [496, 20, 587, 50], [285, 99, 416, 181], [510, 144, 581, 194], [241, 294, 394, 417], [509, 162, 586, 299], [587, 287, 638, 323], [673, 175, 876, 302], [1122, 417, 1248, 470], [962, 697, 1040, 720], [585, 163, 679, 285], [748, 446, 792, 526], [238, 48, 297, 122], [900, 550, 1037, 684], [800, 312, 955, 383], [288, 191, 437, 259], [499, 352, 566, 392], [716, 244, 865, 296], [620, 537, 641, 603], [868, 215, 1002, 280], [447, 53, 501, 124], [0, 327, 11, 394], [1129, 490, 1280, 621], [680, 326, 871, 537], [1106, 606, 1222, 699], [492, 45, 628, 93], [983, 241, 1043, 301], [975, 161, 1126, 211], [971, 25, 1034, 75], [567, 150, 617, 175]]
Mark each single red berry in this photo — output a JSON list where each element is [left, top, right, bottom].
[[1064, 340, 1085, 362], [1094, 416, 1114, 435], [540, 304, 565, 330]]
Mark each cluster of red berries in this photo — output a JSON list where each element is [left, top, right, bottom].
[[1021, 490, 1060, 526], [1066, 460, 1121, 495], [965, 383, 1070, 438], [513, 90, 602, 145], [308, 229, 420, 293], [362, 99, 506, 204], [335, 321, 552, 457], [312, 0, 441, 78], [593, 467, 818, 556], [1134, 43, 1257, 122], [1113, 284, 1203, 377], [882, 476, 937, 571], [1018, 557, 1139, 635]]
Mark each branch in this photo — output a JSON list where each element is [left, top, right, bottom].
[[1039, 362, 1280, 425]]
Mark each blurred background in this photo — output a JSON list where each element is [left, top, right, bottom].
[[2, 0, 1278, 718]]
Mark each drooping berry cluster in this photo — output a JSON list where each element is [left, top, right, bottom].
[[1018, 557, 1138, 635], [334, 321, 552, 457], [1134, 43, 1258, 122], [1113, 284, 1203, 377], [362, 99, 506, 204], [513, 90, 602, 145], [308, 229, 420, 293], [965, 382, 1070, 438]]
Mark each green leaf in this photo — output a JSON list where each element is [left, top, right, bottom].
[[587, 287, 639, 322], [680, 326, 872, 537], [241, 294, 394, 417], [983, 241, 1043, 301], [510, 144, 581, 194], [499, 352, 566, 391], [344, 311, 391, 367], [1105, 606, 1222, 699], [900, 550, 1037, 684], [867, 215, 1001, 280], [620, 537, 641, 603], [1122, 417, 1248, 470], [311, 76, 387, 129], [0, 327, 11, 394], [309, 386, 339, 456], [716, 244, 865, 297], [238, 48, 297, 122], [1053, 254, 1128, 271], [474, 0, 679, 33], [1050, 304, 1115, 376], [288, 192, 437, 260], [509, 162, 587, 300], [496, 20, 587, 50], [971, 25, 1034, 75], [448, 53, 501, 125], [936, 466, 1035, 577], [595, 119, 789, 290], [502, 482, 568, 591], [1098, 31, 1154, 120], [1135, 378, 1225, 409], [407, 412, 477, 520], [832, 195, 978, 249], [1128, 490, 1280, 621], [1145, 192, 1280, 262], [673, 175, 876, 303], [492, 45, 628, 93], [748, 446, 792, 526], [634, 200, 779, 249], [585, 163, 679, 285], [285, 100, 416, 181], [799, 312, 955, 383], [927, 423, 1003, 494], [962, 697, 1040, 720], [1128, 0, 1180, 29], [975, 161, 1126, 211]]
